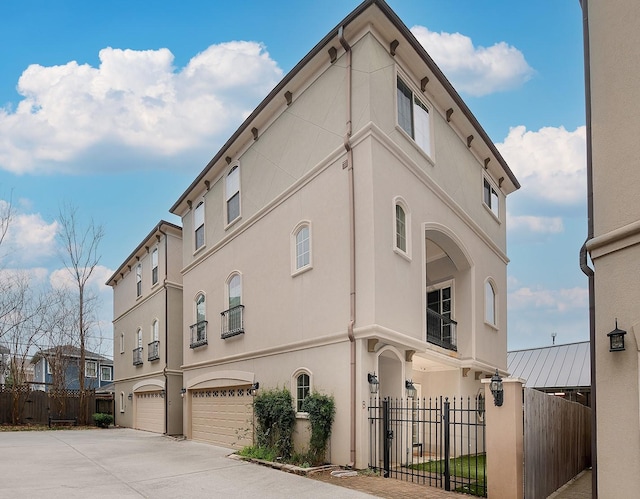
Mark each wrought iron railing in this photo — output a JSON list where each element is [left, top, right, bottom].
[[190, 321, 208, 348], [426, 308, 457, 351], [148, 340, 160, 361], [221, 305, 244, 339], [132, 347, 143, 366]]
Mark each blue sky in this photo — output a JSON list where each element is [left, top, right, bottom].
[[0, 0, 587, 355]]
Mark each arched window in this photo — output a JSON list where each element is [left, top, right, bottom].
[[292, 222, 312, 273], [137, 328, 143, 348], [194, 201, 205, 250], [120, 392, 125, 413], [191, 293, 207, 346], [296, 371, 311, 413], [223, 273, 244, 338], [396, 204, 406, 252], [485, 280, 496, 326], [120, 332, 125, 354], [226, 165, 240, 224], [393, 198, 411, 258], [152, 320, 159, 342]]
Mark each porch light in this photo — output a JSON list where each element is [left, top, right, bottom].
[[180, 388, 187, 398], [405, 379, 417, 398], [607, 319, 627, 352], [367, 373, 379, 394], [490, 370, 503, 407], [249, 382, 260, 396], [128, 393, 133, 400]]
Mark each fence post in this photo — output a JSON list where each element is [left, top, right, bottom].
[[383, 398, 390, 478], [483, 377, 524, 499], [443, 398, 451, 491]]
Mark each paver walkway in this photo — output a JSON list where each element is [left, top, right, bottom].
[[549, 470, 592, 499]]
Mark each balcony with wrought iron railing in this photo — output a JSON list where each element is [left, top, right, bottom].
[[221, 305, 245, 339], [148, 340, 160, 361], [133, 347, 143, 366], [426, 308, 457, 351], [190, 321, 208, 348]]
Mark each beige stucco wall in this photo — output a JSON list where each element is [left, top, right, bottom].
[[587, 0, 640, 495]]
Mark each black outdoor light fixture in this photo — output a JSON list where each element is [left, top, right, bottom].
[[368, 373, 379, 394], [490, 369, 503, 407], [249, 382, 260, 396], [607, 319, 627, 352], [405, 379, 417, 398], [180, 388, 187, 398], [128, 393, 133, 400]]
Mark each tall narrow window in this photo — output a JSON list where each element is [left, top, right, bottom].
[[295, 226, 310, 269], [152, 320, 159, 342], [136, 264, 142, 297], [152, 248, 158, 285], [194, 201, 205, 250], [137, 329, 143, 348], [427, 283, 457, 350], [194, 293, 207, 344], [296, 372, 310, 412], [120, 392, 125, 413], [120, 332, 125, 354], [226, 166, 240, 224], [397, 77, 431, 156], [485, 281, 496, 326], [483, 178, 500, 218], [396, 204, 406, 252]]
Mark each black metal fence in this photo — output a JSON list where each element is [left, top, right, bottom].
[[368, 396, 486, 496]]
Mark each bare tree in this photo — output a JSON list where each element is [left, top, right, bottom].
[[57, 204, 104, 424]]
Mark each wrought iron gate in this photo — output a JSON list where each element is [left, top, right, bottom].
[[368, 396, 486, 496]]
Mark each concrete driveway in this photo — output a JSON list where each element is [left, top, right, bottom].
[[0, 428, 374, 499]]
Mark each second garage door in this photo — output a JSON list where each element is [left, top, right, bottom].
[[135, 391, 164, 433], [191, 385, 253, 449]]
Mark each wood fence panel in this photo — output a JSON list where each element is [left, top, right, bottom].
[[524, 388, 591, 499]]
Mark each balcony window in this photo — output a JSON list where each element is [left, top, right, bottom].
[[152, 248, 158, 285], [133, 347, 143, 366], [148, 340, 160, 361], [426, 285, 457, 351], [221, 305, 244, 339], [190, 321, 208, 348]]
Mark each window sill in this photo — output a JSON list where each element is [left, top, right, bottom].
[[395, 125, 435, 166], [393, 247, 412, 262], [193, 244, 206, 257], [225, 216, 242, 232], [484, 321, 499, 331], [296, 412, 309, 420], [482, 203, 501, 223], [291, 264, 313, 277]]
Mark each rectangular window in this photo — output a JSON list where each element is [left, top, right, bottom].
[[120, 333, 125, 354], [226, 166, 240, 224], [296, 226, 310, 269], [426, 283, 457, 350], [152, 248, 158, 285], [483, 178, 500, 218], [397, 77, 431, 156], [136, 264, 142, 297], [101, 366, 112, 382], [86, 361, 98, 378], [194, 202, 205, 250]]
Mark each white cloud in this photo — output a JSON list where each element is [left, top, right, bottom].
[[498, 125, 586, 208], [509, 285, 588, 312], [0, 208, 59, 266], [49, 264, 113, 294], [508, 215, 564, 234], [0, 42, 283, 174], [411, 26, 534, 96]]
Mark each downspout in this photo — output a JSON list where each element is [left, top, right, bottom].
[[339, 25, 357, 468], [160, 227, 169, 436], [579, 1, 596, 496]]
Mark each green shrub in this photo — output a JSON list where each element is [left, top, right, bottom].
[[92, 413, 114, 428], [301, 392, 335, 465], [253, 388, 296, 459]]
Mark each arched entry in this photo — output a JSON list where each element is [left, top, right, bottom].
[[377, 346, 404, 400]]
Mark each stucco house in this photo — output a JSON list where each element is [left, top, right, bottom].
[[31, 345, 113, 392], [106, 221, 183, 435], [163, 0, 518, 467], [582, 0, 640, 495]]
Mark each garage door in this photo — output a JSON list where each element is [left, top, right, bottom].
[[135, 391, 164, 433], [191, 385, 253, 449]]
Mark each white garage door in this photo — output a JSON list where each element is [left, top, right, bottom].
[[135, 391, 164, 433], [191, 385, 254, 449]]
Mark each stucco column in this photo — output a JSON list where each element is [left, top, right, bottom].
[[482, 377, 524, 499]]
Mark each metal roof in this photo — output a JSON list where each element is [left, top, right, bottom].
[[507, 341, 591, 389]]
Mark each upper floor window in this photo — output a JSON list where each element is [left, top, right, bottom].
[[291, 222, 312, 274], [485, 280, 497, 326], [396, 205, 406, 252], [85, 360, 97, 378], [397, 76, 432, 156], [120, 332, 125, 354], [101, 366, 112, 382], [137, 328, 143, 348], [226, 165, 240, 225], [427, 281, 457, 351], [136, 264, 142, 297], [483, 178, 500, 218], [152, 319, 159, 342], [190, 292, 208, 348], [194, 201, 205, 250], [152, 248, 158, 285]]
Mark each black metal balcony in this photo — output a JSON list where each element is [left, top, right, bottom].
[[133, 347, 143, 366], [190, 321, 208, 348], [221, 305, 244, 339], [148, 341, 160, 361], [426, 308, 457, 351]]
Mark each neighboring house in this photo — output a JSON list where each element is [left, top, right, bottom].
[[0, 345, 9, 385], [582, 0, 640, 495], [163, 0, 518, 467], [31, 345, 113, 391], [508, 341, 591, 407], [106, 221, 183, 435]]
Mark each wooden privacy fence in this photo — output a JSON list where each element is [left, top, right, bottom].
[[524, 387, 591, 499], [0, 385, 98, 425]]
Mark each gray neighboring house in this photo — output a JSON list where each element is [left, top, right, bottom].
[[508, 341, 591, 407]]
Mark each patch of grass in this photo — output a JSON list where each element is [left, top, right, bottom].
[[0, 424, 95, 432], [237, 445, 278, 462], [410, 453, 485, 481]]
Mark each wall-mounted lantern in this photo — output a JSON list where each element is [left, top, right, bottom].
[[405, 379, 417, 398], [180, 388, 187, 398], [368, 373, 379, 394], [249, 382, 260, 396], [607, 319, 627, 352], [490, 369, 503, 407], [128, 393, 133, 400]]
